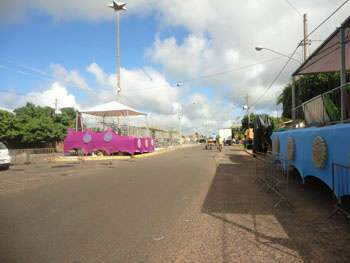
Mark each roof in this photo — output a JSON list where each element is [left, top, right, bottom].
[[80, 101, 146, 117], [293, 16, 350, 76]]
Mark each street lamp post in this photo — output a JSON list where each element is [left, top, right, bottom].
[[108, 1, 127, 100], [255, 46, 301, 64], [255, 46, 301, 122]]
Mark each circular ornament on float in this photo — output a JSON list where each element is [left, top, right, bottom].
[[272, 137, 280, 154], [104, 132, 113, 142], [83, 133, 92, 144], [137, 138, 142, 148], [286, 137, 294, 161], [312, 136, 328, 169]]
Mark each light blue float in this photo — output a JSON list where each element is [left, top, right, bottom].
[[272, 123, 350, 198]]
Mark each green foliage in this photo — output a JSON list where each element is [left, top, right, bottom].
[[241, 113, 282, 132], [0, 110, 15, 143], [241, 113, 256, 130], [0, 103, 76, 147], [277, 73, 341, 119]]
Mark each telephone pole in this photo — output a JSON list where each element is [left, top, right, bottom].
[[303, 13, 309, 62], [243, 94, 250, 126]]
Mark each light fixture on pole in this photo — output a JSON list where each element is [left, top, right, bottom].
[[108, 1, 127, 100], [255, 46, 301, 64]]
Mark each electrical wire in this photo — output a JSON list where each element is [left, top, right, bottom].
[[250, 0, 350, 108], [307, 0, 350, 39], [284, 0, 303, 17]]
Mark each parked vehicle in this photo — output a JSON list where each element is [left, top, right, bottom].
[[219, 128, 232, 146], [0, 142, 11, 170]]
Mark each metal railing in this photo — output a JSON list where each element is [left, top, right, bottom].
[[254, 152, 293, 208], [329, 163, 350, 218], [293, 83, 350, 127]]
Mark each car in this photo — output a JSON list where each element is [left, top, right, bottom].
[[198, 138, 206, 143], [0, 142, 11, 170]]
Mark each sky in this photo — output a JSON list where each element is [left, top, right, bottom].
[[0, 0, 349, 135]]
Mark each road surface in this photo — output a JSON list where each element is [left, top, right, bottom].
[[0, 145, 350, 262]]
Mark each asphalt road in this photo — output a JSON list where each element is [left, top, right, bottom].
[[0, 145, 218, 262], [1, 145, 350, 263]]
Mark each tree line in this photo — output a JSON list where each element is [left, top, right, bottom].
[[0, 103, 76, 148]]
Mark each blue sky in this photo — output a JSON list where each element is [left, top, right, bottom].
[[1, 12, 159, 92], [0, 0, 349, 133]]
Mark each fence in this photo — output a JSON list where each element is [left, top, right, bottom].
[[329, 163, 350, 218], [293, 83, 350, 127], [9, 148, 58, 165], [254, 152, 293, 208]]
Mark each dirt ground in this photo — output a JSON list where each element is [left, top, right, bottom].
[[200, 147, 350, 262]]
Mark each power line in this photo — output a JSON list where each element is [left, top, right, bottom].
[[250, 46, 300, 108], [307, 0, 350, 39], [0, 60, 90, 91], [88, 56, 288, 94], [178, 56, 285, 84], [284, 0, 302, 17], [251, 0, 350, 108]]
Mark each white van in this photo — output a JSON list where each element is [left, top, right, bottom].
[[0, 142, 11, 170]]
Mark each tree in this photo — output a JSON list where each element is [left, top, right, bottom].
[[0, 110, 15, 143], [241, 113, 256, 130], [0, 103, 76, 147], [277, 73, 341, 119]]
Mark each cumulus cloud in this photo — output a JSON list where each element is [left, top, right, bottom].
[[0, 90, 17, 110], [24, 82, 80, 109], [2, 0, 350, 133], [51, 64, 89, 91], [85, 63, 180, 114], [145, 0, 349, 112]]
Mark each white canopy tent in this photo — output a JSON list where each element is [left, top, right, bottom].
[[80, 101, 146, 117], [77, 101, 149, 136]]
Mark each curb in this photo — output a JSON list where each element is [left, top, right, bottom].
[[54, 144, 198, 163]]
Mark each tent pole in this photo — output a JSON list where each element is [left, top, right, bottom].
[[102, 114, 105, 130], [81, 113, 84, 131], [127, 110, 129, 136], [75, 111, 78, 131], [292, 76, 296, 124], [340, 26, 346, 121], [146, 114, 149, 137]]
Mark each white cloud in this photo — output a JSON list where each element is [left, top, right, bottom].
[[0, 90, 17, 109], [85, 63, 180, 115], [2, 0, 350, 133], [51, 64, 89, 91], [87, 63, 109, 86], [145, 0, 350, 111], [24, 82, 80, 109]]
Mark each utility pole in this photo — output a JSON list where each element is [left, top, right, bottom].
[[177, 106, 183, 143], [108, 1, 127, 100], [340, 25, 346, 121], [116, 11, 121, 99], [245, 94, 250, 126], [303, 13, 309, 62]]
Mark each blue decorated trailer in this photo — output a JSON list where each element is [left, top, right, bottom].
[[271, 16, 350, 200]]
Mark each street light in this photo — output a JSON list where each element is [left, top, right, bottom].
[[108, 1, 127, 99], [255, 46, 301, 64], [177, 102, 197, 142], [255, 45, 300, 121]]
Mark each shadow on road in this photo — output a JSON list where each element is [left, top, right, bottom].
[[201, 149, 350, 262]]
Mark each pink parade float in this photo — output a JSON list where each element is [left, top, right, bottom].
[[63, 101, 155, 156]]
